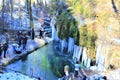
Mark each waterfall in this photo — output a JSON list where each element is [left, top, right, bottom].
[[60, 39, 67, 52], [50, 16, 59, 41], [73, 45, 79, 61], [82, 47, 87, 66], [42, 0, 46, 6], [96, 45, 106, 71], [97, 55, 105, 71], [78, 46, 82, 61], [96, 45, 102, 65], [73, 45, 82, 62], [76, 46, 82, 60], [86, 58, 91, 68], [50, 17, 55, 39], [67, 37, 74, 53]]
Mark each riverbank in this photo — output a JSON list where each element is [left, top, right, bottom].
[[0, 37, 52, 66], [0, 71, 37, 80]]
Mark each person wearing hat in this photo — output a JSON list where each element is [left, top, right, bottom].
[[63, 65, 72, 80], [64, 65, 69, 76]]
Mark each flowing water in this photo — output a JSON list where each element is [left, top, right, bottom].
[[6, 42, 74, 80]]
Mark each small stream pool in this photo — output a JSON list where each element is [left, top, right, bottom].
[[6, 42, 74, 80]]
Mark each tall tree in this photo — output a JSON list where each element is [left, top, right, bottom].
[[26, 0, 29, 14], [29, 0, 34, 29], [29, 0, 34, 39], [2, 0, 5, 33], [10, 0, 13, 28], [18, 0, 21, 27]]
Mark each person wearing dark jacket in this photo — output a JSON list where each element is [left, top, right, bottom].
[[0, 44, 2, 58], [74, 61, 81, 77], [31, 29, 35, 40], [22, 33, 27, 50], [3, 43, 8, 58], [39, 27, 44, 39], [39, 29, 43, 39], [18, 33, 23, 47]]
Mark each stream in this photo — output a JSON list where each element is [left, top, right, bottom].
[[6, 42, 74, 80]]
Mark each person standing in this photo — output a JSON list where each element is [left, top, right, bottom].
[[74, 61, 81, 77], [19, 31, 23, 48], [0, 44, 2, 58], [39, 27, 44, 39], [39, 29, 42, 39], [31, 29, 35, 40], [63, 65, 72, 80], [4, 30, 9, 44], [64, 65, 69, 76], [3, 43, 8, 58], [22, 33, 28, 50], [17, 31, 21, 47]]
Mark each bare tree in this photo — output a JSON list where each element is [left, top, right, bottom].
[[2, 0, 5, 34], [29, 0, 34, 29], [29, 0, 34, 39], [10, 0, 13, 28], [18, 0, 21, 28], [26, 0, 29, 14]]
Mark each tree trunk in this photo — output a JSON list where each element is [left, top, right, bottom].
[[10, 0, 13, 29], [18, 0, 21, 28], [29, 0, 34, 29], [26, 0, 29, 14], [2, 0, 5, 34], [29, 0, 34, 39]]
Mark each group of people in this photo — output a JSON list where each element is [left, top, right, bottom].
[[60, 61, 82, 80], [0, 30, 28, 58], [0, 42, 8, 58], [60, 60, 107, 80], [17, 30, 28, 50], [0, 30, 9, 57], [0, 30, 9, 58], [0, 26, 46, 59]]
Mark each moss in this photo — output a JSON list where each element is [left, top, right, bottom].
[[57, 9, 78, 40], [49, 57, 74, 77], [50, 0, 97, 60], [40, 53, 50, 69], [79, 25, 88, 46]]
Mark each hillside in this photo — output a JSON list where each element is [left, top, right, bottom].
[[52, 0, 120, 69], [94, 0, 120, 69]]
